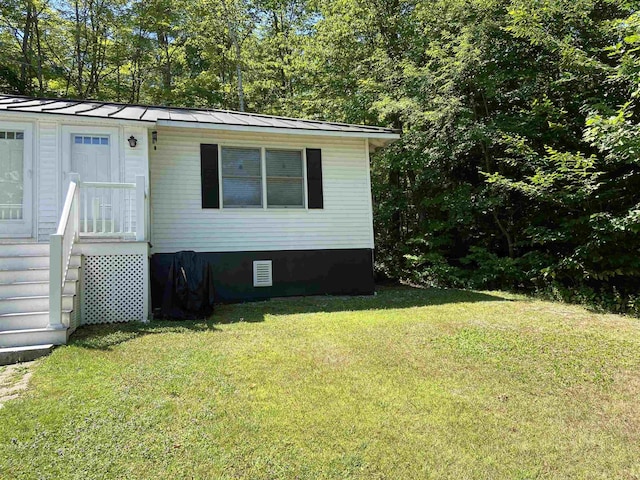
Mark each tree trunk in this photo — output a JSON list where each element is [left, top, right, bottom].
[[234, 38, 244, 111], [20, 2, 34, 94], [221, 0, 245, 111], [74, 0, 84, 97], [34, 12, 44, 95], [158, 30, 172, 102]]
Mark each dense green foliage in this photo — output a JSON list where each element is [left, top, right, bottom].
[[2, 0, 640, 313]]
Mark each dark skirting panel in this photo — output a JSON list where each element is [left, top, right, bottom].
[[150, 248, 374, 308]]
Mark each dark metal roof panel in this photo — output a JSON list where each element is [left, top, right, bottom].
[[109, 105, 148, 120], [0, 94, 398, 135], [40, 101, 83, 112], [168, 110, 198, 122], [56, 102, 102, 114], [4, 98, 56, 109], [216, 111, 253, 126], [190, 111, 227, 124], [81, 104, 125, 117], [139, 107, 168, 122]]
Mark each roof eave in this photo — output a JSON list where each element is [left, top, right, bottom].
[[0, 108, 154, 126], [155, 119, 400, 140]]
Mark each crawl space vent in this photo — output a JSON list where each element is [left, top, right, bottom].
[[253, 260, 273, 287]]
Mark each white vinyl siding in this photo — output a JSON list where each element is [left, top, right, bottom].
[[150, 128, 373, 253], [38, 122, 59, 240]]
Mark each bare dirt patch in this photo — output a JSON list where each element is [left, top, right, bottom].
[[0, 361, 35, 407]]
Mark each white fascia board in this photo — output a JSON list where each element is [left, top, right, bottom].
[[0, 110, 152, 127], [155, 119, 400, 140]]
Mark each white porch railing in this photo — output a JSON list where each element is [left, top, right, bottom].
[[49, 177, 80, 328], [49, 174, 147, 327], [78, 175, 147, 241]]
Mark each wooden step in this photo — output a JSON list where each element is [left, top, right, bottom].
[[0, 266, 79, 284], [0, 327, 67, 348], [0, 243, 49, 257], [0, 311, 71, 331], [0, 255, 80, 271], [0, 255, 50, 270], [0, 295, 74, 315], [0, 280, 77, 299]]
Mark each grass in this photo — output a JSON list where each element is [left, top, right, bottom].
[[1, 286, 639, 479]]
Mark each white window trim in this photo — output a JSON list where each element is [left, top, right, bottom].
[[261, 147, 267, 210], [217, 144, 308, 211], [302, 147, 308, 210]]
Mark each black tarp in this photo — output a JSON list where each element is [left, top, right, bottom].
[[159, 251, 215, 319]]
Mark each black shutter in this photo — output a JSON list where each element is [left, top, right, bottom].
[[201, 144, 219, 209], [306, 148, 323, 209]]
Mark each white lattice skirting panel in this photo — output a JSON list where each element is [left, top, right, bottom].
[[82, 253, 146, 324]]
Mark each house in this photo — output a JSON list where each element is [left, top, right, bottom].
[[0, 94, 399, 359]]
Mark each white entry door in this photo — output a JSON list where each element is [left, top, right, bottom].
[[71, 134, 112, 182], [70, 134, 122, 234], [0, 124, 33, 237]]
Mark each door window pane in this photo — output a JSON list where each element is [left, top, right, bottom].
[[75, 135, 109, 146]]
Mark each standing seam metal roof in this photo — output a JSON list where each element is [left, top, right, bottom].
[[0, 94, 398, 136]]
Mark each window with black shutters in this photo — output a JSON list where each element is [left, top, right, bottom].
[[203, 144, 323, 210], [221, 147, 262, 208], [266, 149, 304, 208]]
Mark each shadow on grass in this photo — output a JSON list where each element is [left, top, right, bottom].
[[69, 285, 510, 350], [212, 285, 511, 324], [69, 320, 219, 351]]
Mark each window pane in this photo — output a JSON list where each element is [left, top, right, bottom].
[[267, 178, 304, 207], [222, 177, 262, 207], [266, 150, 302, 177], [92, 137, 100, 145], [74, 136, 82, 144], [266, 149, 303, 207], [100, 137, 109, 145], [221, 147, 262, 207], [221, 147, 261, 177], [0, 131, 24, 219], [83, 136, 91, 144], [15, 132, 24, 140]]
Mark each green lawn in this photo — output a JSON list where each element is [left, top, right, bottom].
[[1, 286, 639, 479]]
